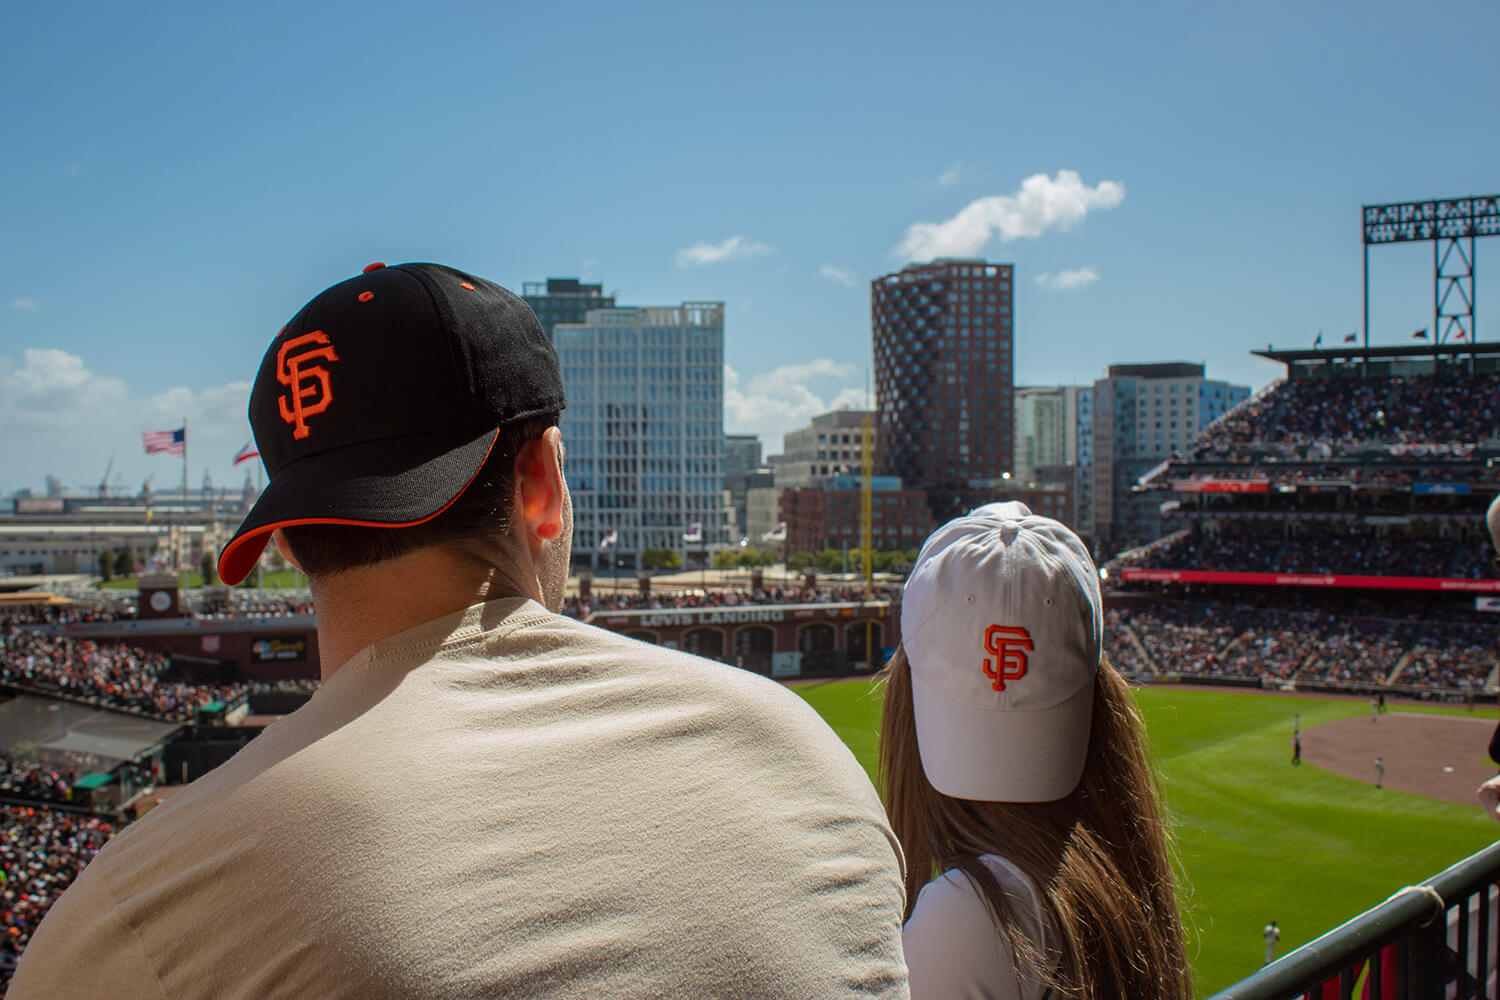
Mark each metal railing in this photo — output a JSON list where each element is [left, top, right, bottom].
[[1207, 841, 1500, 999]]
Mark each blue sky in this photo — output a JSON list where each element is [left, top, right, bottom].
[[2, 0, 1497, 496]]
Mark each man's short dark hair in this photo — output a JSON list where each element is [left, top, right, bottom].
[[281, 413, 560, 577]]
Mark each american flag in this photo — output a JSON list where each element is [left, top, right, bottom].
[[142, 427, 186, 456], [232, 441, 259, 465]]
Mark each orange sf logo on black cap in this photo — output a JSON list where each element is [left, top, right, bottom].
[[982, 625, 1033, 691], [277, 331, 340, 440]]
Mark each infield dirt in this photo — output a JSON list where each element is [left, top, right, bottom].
[[1301, 711, 1496, 805]]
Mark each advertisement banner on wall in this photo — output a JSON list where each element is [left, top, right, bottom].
[[249, 636, 308, 662], [771, 651, 802, 678], [1121, 568, 1500, 593], [1413, 482, 1471, 495], [1170, 479, 1270, 494]]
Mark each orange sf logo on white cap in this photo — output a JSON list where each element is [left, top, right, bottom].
[[982, 625, 1033, 691]]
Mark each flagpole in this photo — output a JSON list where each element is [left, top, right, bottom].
[[181, 416, 189, 592]]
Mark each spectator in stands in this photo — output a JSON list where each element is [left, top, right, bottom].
[[882, 502, 1191, 999], [1476, 496, 1500, 822], [0, 807, 116, 980], [12, 263, 906, 999]]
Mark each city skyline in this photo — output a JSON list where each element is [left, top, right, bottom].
[[2, 1, 1497, 494]]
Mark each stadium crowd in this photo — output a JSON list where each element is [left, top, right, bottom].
[[1193, 370, 1500, 458], [1108, 596, 1495, 690], [0, 807, 117, 981], [562, 583, 898, 620], [1113, 528, 1495, 579], [0, 762, 78, 808], [0, 623, 245, 722]]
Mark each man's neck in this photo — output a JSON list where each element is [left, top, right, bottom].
[[308, 548, 538, 681]]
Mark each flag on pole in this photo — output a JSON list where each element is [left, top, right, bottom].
[[143, 427, 186, 456], [1456, 330, 1468, 341], [1413, 329, 1429, 340], [232, 441, 260, 466], [598, 529, 618, 550], [682, 522, 703, 543], [1312, 332, 1322, 348], [1343, 333, 1358, 343], [761, 521, 787, 542]]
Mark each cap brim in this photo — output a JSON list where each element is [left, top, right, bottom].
[[911, 667, 1094, 802], [217, 426, 499, 585]]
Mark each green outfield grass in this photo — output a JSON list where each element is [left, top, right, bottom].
[[94, 569, 307, 591], [794, 679, 1497, 994]]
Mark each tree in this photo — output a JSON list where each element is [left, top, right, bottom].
[[199, 552, 217, 587], [786, 551, 816, 571], [98, 550, 114, 582], [641, 548, 682, 571], [713, 550, 739, 569], [114, 548, 135, 579], [816, 549, 843, 573], [739, 549, 777, 568]]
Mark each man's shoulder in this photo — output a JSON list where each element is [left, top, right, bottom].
[[471, 609, 846, 743]]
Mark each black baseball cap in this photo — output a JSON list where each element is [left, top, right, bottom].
[[217, 262, 565, 585]]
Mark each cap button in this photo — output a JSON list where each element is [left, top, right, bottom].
[[1000, 520, 1022, 543], [362, 261, 386, 273]]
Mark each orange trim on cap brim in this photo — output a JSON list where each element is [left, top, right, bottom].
[[217, 429, 500, 585]]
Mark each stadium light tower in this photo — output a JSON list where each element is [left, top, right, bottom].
[[1363, 195, 1500, 345]]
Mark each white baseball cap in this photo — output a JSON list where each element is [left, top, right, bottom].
[[901, 501, 1103, 802], [1487, 494, 1500, 554]]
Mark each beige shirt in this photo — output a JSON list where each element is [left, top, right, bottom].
[[11, 598, 909, 999]]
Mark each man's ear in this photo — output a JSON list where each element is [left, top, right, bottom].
[[515, 427, 566, 547], [271, 528, 304, 571]]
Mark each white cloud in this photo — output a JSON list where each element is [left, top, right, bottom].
[[819, 265, 857, 288], [0, 347, 253, 495], [895, 169, 1125, 262], [1035, 267, 1100, 291], [724, 360, 872, 453], [938, 162, 965, 186], [10, 297, 40, 311], [676, 235, 773, 268]]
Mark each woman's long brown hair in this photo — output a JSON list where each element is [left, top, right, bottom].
[[879, 645, 1192, 999]]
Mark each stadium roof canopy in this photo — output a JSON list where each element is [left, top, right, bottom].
[[1254, 341, 1500, 365], [0, 694, 182, 770]]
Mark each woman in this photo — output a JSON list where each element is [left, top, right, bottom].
[[881, 502, 1191, 999]]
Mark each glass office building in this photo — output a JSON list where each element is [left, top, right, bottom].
[[521, 278, 615, 341], [555, 302, 726, 572]]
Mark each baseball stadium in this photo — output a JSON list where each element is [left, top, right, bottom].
[[1, 197, 1499, 997]]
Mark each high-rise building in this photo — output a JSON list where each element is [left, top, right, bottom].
[[1014, 386, 1081, 487], [872, 259, 1014, 489], [521, 278, 615, 340], [724, 435, 762, 480], [1075, 389, 1096, 538], [1080, 363, 1249, 555], [773, 410, 874, 488], [723, 434, 765, 539], [555, 302, 725, 571]]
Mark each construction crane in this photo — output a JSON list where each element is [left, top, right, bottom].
[[99, 455, 115, 498]]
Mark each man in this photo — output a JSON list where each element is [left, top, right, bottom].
[[1263, 920, 1280, 965], [11, 263, 909, 998]]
